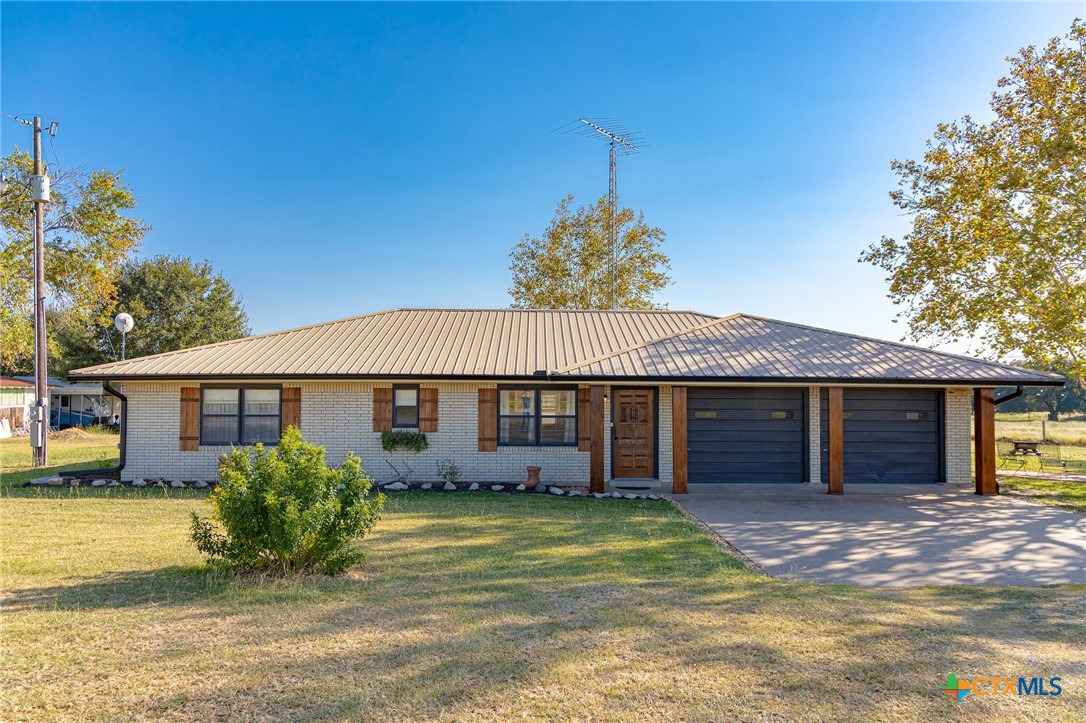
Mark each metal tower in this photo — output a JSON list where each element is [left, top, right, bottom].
[[556, 118, 644, 308]]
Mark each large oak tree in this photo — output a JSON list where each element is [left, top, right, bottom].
[[509, 195, 671, 310], [861, 20, 1086, 381]]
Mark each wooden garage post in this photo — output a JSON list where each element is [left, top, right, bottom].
[[974, 388, 998, 495], [672, 386, 688, 494], [827, 387, 844, 495], [589, 386, 605, 493]]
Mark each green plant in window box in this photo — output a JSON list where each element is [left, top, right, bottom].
[[381, 430, 429, 453]]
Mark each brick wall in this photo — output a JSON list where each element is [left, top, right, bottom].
[[944, 387, 972, 485], [807, 386, 822, 484], [122, 381, 654, 486]]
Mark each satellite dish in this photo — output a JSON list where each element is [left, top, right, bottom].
[[114, 312, 134, 334]]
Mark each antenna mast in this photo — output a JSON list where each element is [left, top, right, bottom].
[[555, 118, 644, 309]]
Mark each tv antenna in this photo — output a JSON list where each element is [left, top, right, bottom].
[[554, 118, 645, 309]]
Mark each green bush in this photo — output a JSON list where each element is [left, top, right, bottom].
[[380, 430, 429, 452], [190, 427, 385, 575]]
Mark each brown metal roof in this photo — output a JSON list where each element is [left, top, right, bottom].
[[552, 314, 1064, 385], [68, 308, 717, 380], [68, 308, 1063, 386]]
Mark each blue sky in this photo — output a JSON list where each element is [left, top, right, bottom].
[[2, 2, 1081, 348]]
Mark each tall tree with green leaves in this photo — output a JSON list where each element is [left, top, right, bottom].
[[0, 149, 149, 371], [861, 19, 1086, 381], [509, 195, 671, 310], [53, 255, 250, 373]]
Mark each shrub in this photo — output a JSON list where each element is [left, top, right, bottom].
[[380, 430, 429, 452], [190, 427, 385, 575], [436, 458, 462, 484]]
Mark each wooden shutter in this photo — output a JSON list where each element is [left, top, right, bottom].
[[180, 387, 200, 451], [478, 388, 497, 452], [419, 387, 438, 432], [577, 387, 591, 451], [373, 387, 393, 432], [281, 387, 301, 432]]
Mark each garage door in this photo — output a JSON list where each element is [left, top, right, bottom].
[[687, 388, 807, 483], [821, 389, 944, 484]]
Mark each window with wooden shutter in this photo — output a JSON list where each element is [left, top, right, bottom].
[[478, 388, 497, 452], [373, 387, 393, 432], [577, 387, 591, 451], [419, 387, 438, 432], [281, 387, 301, 432], [180, 387, 200, 451]]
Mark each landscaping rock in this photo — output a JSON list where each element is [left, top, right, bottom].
[[567, 490, 583, 497], [47, 477, 65, 486], [516, 484, 526, 491], [593, 493, 605, 499], [170, 480, 187, 488], [611, 492, 622, 498], [421, 483, 432, 490], [443, 481, 457, 491], [69, 479, 81, 487], [624, 494, 637, 500], [648, 494, 660, 500], [131, 478, 147, 487], [28, 477, 51, 486], [385, 482, 409, 491], [91, 479, 108, 487], [548, 486, 564, 496], [491, 484, 504, 492], [194, 481, 209, 489], [107, 480, 121, 487], [468, 482, 480, 491]]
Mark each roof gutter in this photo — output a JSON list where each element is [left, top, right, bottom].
[[65, 381, 126, 478], [994, 386, 1026, 406]]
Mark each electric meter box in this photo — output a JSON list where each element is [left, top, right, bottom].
[[31, 174, 50, 202]]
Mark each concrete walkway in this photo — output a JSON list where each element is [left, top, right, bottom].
[[676, 484, 1086, 587]]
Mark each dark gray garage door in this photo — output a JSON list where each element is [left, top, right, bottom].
[[821, 389, 944, 484], [688, 388, 807, 483]]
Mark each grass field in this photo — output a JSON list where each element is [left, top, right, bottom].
[[0, 431, 120, 488], [994, 413, 1086, 446], [2, 490, 1084, 721]]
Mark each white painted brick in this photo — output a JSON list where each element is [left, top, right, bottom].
[[808, 386, 822, 484], [945, 387, 972, 485]]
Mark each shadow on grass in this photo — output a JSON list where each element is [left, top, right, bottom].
[[7, 492, 1086, 719]]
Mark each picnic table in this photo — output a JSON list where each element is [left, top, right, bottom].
[[1011, 441, 1043, 456]]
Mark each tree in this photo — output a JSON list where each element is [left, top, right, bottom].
[[0, 149, 149, 371], [860, 20, 1086, 382], [509, 195, 671, 309], [53, 255, 251, 373]]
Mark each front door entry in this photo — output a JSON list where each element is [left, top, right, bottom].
[[613, 388, 655, 478]]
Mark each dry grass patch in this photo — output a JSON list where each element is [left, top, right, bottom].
[[2, 490, 1084, 721]]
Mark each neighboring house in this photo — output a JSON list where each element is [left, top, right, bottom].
[[67, 308, 1062, 493], [0, 377, 35, 436]]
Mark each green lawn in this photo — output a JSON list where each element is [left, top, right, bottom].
[[0, 431, 120, 488], [2, 491, 1083, 721], [999, 478, 1086, 515]]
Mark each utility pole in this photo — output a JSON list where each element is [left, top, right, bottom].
[[31, 116, 49, 466]]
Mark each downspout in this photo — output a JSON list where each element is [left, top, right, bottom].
[[994, 386, 1025, 406], [66, 380, 126, 478]]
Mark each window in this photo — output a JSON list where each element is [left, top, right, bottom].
[[200, 387, 281, 446], [498, 387, 577, 446], [393, 385, 419, 428]]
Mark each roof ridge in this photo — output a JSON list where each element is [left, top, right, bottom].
[[738, 314, 1065, 380], [552, 314, 741, 374]]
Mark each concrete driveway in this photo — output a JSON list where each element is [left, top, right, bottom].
[[677, 484, 1086, 587]]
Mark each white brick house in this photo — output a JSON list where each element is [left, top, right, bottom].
[[69, 309, 1062, 494]]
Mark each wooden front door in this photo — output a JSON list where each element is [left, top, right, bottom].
[[613, 388, 655, 478]]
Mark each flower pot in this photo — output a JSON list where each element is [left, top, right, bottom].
[[524, 466, 542, 489]]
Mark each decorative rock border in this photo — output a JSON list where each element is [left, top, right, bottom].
[[375, 479, 665, 501], [21, 475, 664, 501]]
